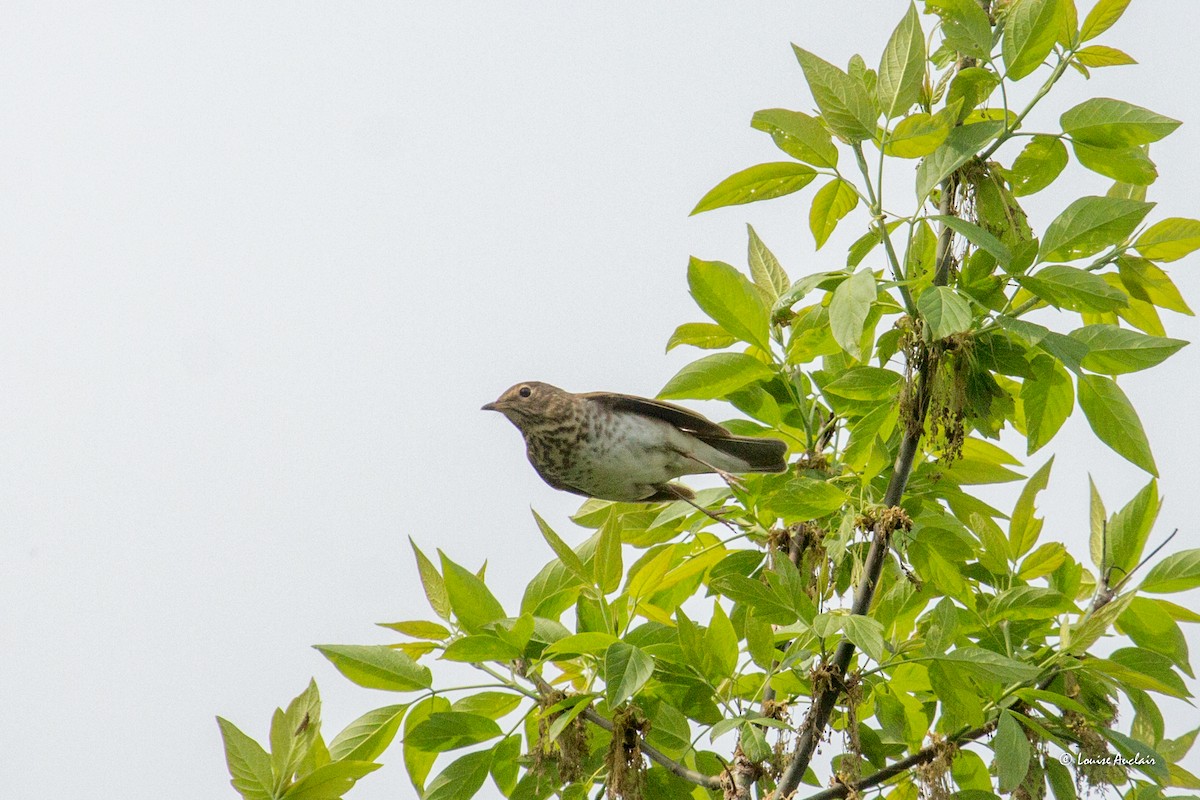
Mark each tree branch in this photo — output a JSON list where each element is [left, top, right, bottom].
[[773, 121, 961, 800], [772, 414, 926, 797], [798, 551, 1131, 799]]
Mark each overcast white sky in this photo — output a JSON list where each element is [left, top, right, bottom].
[[2, 3, 1197, 799]]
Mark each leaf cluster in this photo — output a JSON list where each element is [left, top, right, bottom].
[[219, 2, 1200, 799]]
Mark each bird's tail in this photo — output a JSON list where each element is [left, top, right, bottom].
[[697, 434, 788, 473]]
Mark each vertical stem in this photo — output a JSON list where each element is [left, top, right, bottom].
[[774, 49, 968, 800], [852, 143, 915, 315]]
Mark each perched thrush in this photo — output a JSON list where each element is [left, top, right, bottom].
[[482, 381, 788, 503]]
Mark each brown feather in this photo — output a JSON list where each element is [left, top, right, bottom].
[[583, 392, 787, 472], [581, 392, 733, 437]]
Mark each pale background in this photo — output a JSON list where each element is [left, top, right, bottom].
[[1, 3, 1197, 799]]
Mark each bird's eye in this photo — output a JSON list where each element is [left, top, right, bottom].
[[518, 386, 532, 398]]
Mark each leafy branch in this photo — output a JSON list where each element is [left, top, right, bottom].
[[218, 3, 1200, 800]]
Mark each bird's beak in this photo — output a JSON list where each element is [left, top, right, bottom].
[[481, 401, 499, 412]]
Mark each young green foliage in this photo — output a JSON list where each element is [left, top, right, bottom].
[[221, 3, 1199, 799]]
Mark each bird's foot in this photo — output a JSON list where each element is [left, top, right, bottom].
[[659, 484, 741, 533], [715, 468, 747, 493]]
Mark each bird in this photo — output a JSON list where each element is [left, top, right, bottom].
[[482, 381, 788, 504]]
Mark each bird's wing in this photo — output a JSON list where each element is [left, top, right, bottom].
[[580, 392, 731, 437]]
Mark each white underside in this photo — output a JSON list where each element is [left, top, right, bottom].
[[564, 415, 746, 502]]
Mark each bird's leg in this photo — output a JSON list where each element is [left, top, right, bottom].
[[682, 452, 748, 492], [659, 484, 740, 533]]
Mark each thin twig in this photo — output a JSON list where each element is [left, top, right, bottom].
[[797, 537, 1135, 799], [523, 670, 722, 790]]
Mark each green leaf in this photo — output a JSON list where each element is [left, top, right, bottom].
[[1002, 0, 1063, 80], [842, 614, 886, 663], [885, 112, 951, 158], [410, 538, 452, 622], [314, 645, 432, 692], [1021, 356, 1074, 454], [665, 322, 736, 352], [947, 67, 999, 119], [744, 608, 776, 669], [927, 0, 994, 59], [594, 514, 623, 594], [765, 477, 849, 519], [402, 696, 450, 793], [546, 694, 595, 744], [1089, 475, 1107, 569], [1080, 0, 1132, 41], [916, 121, 1004, 200], [691, 162, 817, 215], [1159, 726, 1200, 764], [328, 704, 408, 762], [405, 712, 502, 752], [1070, 324, 1187, 374], [1118, 597, 1190, 673], [440, 634, 522, 663], [988, 586, 1072, 622], [951, 750, 992, 792], [1018, 265, 1128, 312], [792, 46, 878, 142], [747, 224, 790, 300], [739, 723, 772, 763], [1118, 256, 1193, 314], [709, 574, 795, 625], [281, 761, 381, 800], [750, 108, 838, 168], [604, 642, 655, 707], [1107, 479, 1159, 575], [379, 620, 450, 640], [424, 749, 494, 800], [1039, 196, 1154, 262], [822, 366, 903, 400], [543, 631, 620, 658], [1142, 550, 1200, 593], [1057, 0, 1079, 47], [929, 215, 1014, 267], [878, 3, 926, 118], [828, 268, 877, 360], [1077, 374, 1157, 475], [1007, 135, 1068, 196], [270, 681, 322, 793], [520, 556, 584, 619], [1018, 542, 1068, 580], [1101, 728, 1170, 783], [1071, 140, 1157, 186], [688, 257, 771, 351], [1075, 44, 1137, 67], [704, 601, 739, 679], [1010, 458, 1053, 558], [440, 552, 506, 634], [1097, 648, 1191, 699], [994, 711, 1032, 793], [809, 178, 859, 249], [490, 735, 521, 796], [532, 510, 589, 583], [917, 286, 973, 339], [937, 647, 1042, 683], [1068, 592, 1133, 654], [999, 316, 1089, 371], [1135, 217, 1200, 262], [658, 352, 774, 400], [217, 717, 274, 800], [1061, 97, 1180, 147]]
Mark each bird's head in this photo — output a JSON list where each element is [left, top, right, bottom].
[[482, 381, 566, 430]]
